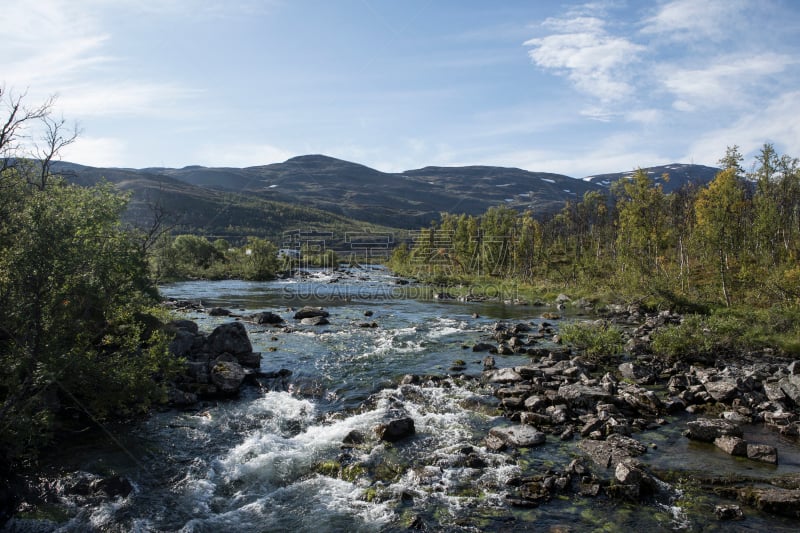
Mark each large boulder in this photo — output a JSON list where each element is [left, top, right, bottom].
[[210, 360, 246, 394], [375, 417, 415, 442], [684, 418, 743, 442], [703, 378, 739, 403], [578, 434, 647, 469], [739, 487, 800, 518], [207, 322, 252, 356], [614, 458, 660, 499], [558, 383, 614, 408], [747, 443, 778, 464], [485, 425, 545, 451]]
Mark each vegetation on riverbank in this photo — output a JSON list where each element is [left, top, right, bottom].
[[0, 90, 181, 465], [388, 144, 800, 356]]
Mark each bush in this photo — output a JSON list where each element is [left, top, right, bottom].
[[559, 321, 624, 359]]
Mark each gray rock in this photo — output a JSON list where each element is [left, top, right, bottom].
[[472, 342, 497, 353], [558, 383, 614, 408], [301, 316, 330, 326], [747, 443, 778, 464], [484, 368, 523, 383], [253, 311, 284, 324], [578, 434, 647, 469], [684, 418, 743, 442], [293, 306, 330, 320], [375, 417, 415, 442], [739, 487, 800, 518], [703, 379, 739, 403], [207, 322, 253, 356], [210, 360, 246, 394], [486, 425, 545, 450], [614, 458, 659, 498], [714, 435, 748, 456]]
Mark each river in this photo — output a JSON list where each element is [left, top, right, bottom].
[[7, 267, 800, 532]]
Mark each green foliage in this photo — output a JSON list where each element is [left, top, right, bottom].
[[559, 321, 624, 359], [0, 174, 179, 462]]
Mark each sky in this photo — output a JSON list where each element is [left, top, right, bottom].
[[3, 0, 800, 178]]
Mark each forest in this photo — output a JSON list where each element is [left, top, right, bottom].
[[389, 145, 800, 356]]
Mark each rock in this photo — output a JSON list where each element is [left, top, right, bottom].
[[703, 379, 739, 403], [473, 342, 497, 353], [486, 425, 545, 450], [684, 418, 743, 442], [168, 388, 198, 406], [342, 430, 365, 446], [253, 311, 284, 324], [210, 360, 246, 394], [614, 458, 659, 499], [747, 443, 778, 464], [482, 355, 496, 370], [376, 417, 415, 442], [764, 381, 788, 402], [169, 329, 198, 359], [169, 319, 199, 334], [301, 316, 330, 326], [518, 481, 550, 503], [715, 504, 744, 520], [557, 383, 614, 408], [618, 362, 653, 382], [739, 487, 800, 518], [578, 434, 647, 469], [208, 307, 232, 316], [777, 375, 800, 405], [207, 322, 253, 357], [714, 435, 748, 456], [484, 368, 523, 383], [90, 476, 133, 498], [293, 306, 330, 320]]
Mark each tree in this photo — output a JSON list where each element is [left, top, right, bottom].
[[613, 169, 670, 280], [0, 90, 178, 462], [694, 168, 748, 306]]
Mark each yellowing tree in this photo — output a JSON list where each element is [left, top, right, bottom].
[[694, 168, 748, 306]]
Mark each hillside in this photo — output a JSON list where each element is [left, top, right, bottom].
[[52, 156, 721, 239], [582, 163, 720, 192]]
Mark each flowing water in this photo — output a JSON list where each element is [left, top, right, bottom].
[[9, 267, 800, 532]]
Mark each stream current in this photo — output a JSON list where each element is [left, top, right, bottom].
[[11, 267, 800, 532]]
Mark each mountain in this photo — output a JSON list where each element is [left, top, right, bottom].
[[150, 155, 604, 228], [582, 163, 720, 193], [51, 156, 721, 240]]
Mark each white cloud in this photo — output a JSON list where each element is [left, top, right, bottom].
[[661, 53, 795, 110], [686, 90, 800, 168], [194, 143, 294, 168], [525, 16, 644, 103], [57, 83, 202, 118], [61, 136, 128, 168], [640, 0, 747, 42]]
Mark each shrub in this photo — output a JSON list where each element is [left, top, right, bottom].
[[559, 321, 624, 359]]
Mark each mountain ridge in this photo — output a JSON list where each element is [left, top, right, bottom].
[[51, 155, 720, 239]]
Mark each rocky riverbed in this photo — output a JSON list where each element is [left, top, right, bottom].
[[4, 272, 800, 531]]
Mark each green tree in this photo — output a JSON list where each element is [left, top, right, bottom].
[[0, 91, 179, 461], [694, 168, 748, 306], [242, 237, 279, 280], [613, 169, 670, 281]]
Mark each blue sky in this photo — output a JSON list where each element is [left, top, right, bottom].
[[4, 0, 800, 177]]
